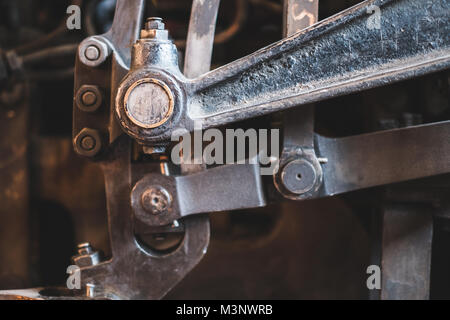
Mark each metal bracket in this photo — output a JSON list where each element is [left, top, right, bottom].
[[131, 162, 267, 226]]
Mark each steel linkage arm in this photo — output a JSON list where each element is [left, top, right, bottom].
[[316, 121, 450, 197], [137, 121, 450, 225], [187, 0, 450, 129]]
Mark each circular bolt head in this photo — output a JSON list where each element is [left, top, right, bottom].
[[74, 128, 102, 157], [141, 186, 172, 215], [84, 45, 100, 61], [80, 136, 96, 151], [76, 85, 102, 112], [82, 91, 97, 106], [124, 79, 174, 129], [281, 159, 317, 195], [78, 37, 110, 67]]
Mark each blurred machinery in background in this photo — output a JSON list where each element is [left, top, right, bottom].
[[0, 0, 449, 299]]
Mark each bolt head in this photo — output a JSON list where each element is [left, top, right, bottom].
[[84, 45, 100, 61], [74, 128, 102, 157], [76, 85, 102, 113], [141, 17, 168, 39], [80, 136, 96, 151], [78, 37, 110, 67], [141, 186, 172, 215], [281, 159, 317, 195], [81, 91, 97, 106]]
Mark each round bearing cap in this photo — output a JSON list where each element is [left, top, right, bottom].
[[124, 78, 174, 129]]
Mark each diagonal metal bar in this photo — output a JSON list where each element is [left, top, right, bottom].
[[187, 0, 450, 129], [316, 121, 450, 197], [184, 0, 221, 78], [104, 0, 145, 67]]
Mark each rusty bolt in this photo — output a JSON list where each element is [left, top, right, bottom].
[[76, 85, 102, 112], [74, 128, 102, 157], [141, 186, 172, 215]]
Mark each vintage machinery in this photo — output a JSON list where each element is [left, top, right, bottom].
[[0, 0, 449, 299]]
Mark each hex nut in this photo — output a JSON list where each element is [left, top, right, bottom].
[[141, 17, 168, 39], [145, 17, 165, 30], [74, 128, 102, 157], [140, 29, 169, 40], [76, 85, 103, 112]]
